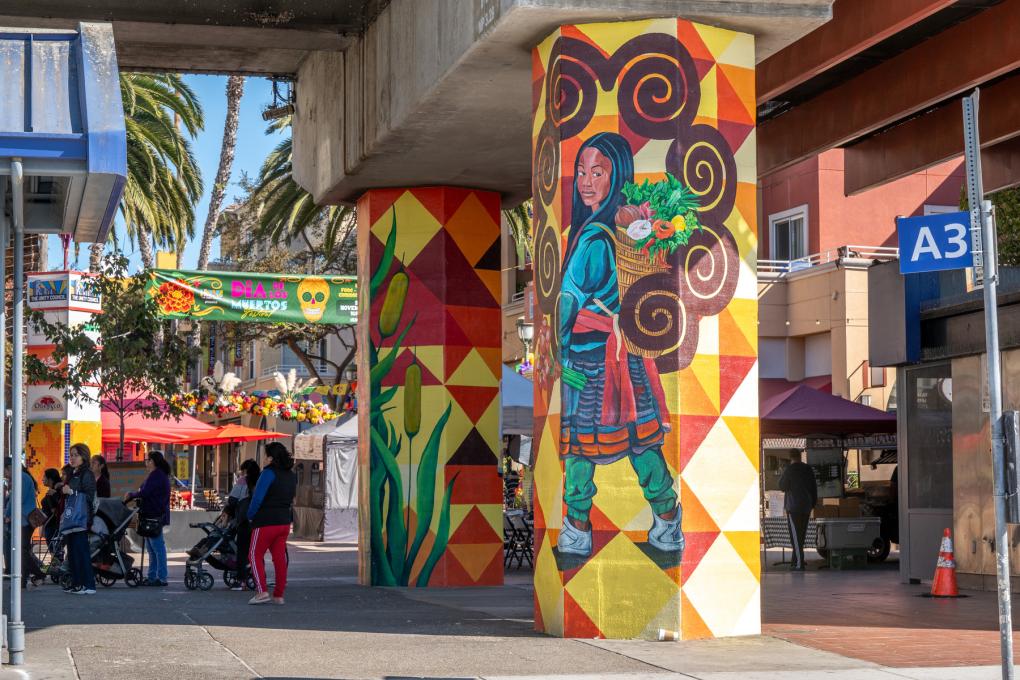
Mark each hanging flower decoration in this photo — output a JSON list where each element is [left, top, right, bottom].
[[172, 389, 339, 425]]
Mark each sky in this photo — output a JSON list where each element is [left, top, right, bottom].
[[51, 75, 284, 272]]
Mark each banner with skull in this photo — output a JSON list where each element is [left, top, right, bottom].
[[147, 269, 357, 325]]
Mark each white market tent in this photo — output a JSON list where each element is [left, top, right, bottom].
[[293, 414, 359, 542]]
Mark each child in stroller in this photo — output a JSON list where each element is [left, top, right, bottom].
[[184, 520, 252, 591], [53, 498, 143, 588]]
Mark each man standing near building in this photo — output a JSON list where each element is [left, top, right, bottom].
[[779, 452, 817, 571]]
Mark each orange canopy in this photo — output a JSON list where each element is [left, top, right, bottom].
[[176, 423, 288, 446], [101, 410, 216, 444]]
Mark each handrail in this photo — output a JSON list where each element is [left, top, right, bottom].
[[758, 245, 898, 274]]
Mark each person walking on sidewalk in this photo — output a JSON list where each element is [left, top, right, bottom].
[[62, 444, 97, 594], [4, 460, 46, 587], [125, 451, 172, 587], [247, 443, 296, 605], [779, 452, 817, 571]]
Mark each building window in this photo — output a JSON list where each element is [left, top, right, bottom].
[[870, 365, 886, 387], [769, 205, 809, 261]]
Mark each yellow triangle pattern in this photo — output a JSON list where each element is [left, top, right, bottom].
[[447, 348, 499, 387], [370, 191, 444, 266]]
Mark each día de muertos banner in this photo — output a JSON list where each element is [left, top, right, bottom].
[[147, 269, 357, 324]]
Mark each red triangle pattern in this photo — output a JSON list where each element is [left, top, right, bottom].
[[588, 502, 620, 533], [717, 120, 755, 156], [678, 415, 719, 473], [446, 305, 502, 348], [448, 505, 502, 545], [447, 385, 498, 424], [676, 21, 714, 63], [379, 350, 442, 388], [719, 355, 756, 412], [443, 345, 472, 381], [361, 189, 405, 228], [564, 591, 603, 638], [692, 58, 715, 81], [409, 187, 449, 227], [680, 530, 719, 586], [474, 549, 505, 585]]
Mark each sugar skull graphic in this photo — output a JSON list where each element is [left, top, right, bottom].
[[297, 277, 329, 322]]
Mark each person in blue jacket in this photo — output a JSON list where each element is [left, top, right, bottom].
[[246, 443, 296, 605], [4, 460, 45, 587], [125, 451, 171, 586]]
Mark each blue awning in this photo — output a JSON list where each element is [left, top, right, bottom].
[[0, 23, 126, 243], [501, 364, 533, 436]]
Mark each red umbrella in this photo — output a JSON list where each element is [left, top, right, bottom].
[[176, 423, 288, 446], [100, 410, 216, 444]]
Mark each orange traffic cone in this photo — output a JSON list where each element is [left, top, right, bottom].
[[931, 528, 960, 598]]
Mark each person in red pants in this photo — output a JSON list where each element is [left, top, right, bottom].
[[246, 443, 297, 605]]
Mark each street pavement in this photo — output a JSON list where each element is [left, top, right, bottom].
[[0, 542, 1012, 679]]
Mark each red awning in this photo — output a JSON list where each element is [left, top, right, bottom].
[[101, 409, 216, 444], [760, 379, 896, 436], [176, 423, 288, 446]]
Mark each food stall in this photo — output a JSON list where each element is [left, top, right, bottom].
[[760, 380, 897, 568]]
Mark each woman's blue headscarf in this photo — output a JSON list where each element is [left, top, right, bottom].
[[563, 132, 635, 265]]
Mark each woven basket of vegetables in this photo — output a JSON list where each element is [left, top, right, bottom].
[[613, 173, 702, 357]]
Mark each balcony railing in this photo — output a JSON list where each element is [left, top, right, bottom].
[[260, 363, 328, 379], [758, 245, 898, 275]]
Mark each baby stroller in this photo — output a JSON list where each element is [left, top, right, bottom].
[[55, 498, 143, 588], [184, 521, 253, 591]]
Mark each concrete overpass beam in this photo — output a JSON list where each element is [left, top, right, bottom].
[[292, 0, 833, 205]]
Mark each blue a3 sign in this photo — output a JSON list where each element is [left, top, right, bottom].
[[897, 211, 975, 274]]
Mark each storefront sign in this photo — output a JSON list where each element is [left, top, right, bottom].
[[147, 269, 357, 325]]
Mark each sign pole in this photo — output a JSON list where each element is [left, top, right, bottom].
[[964, 89, 1015, 680], [7, 160, 25, 665]]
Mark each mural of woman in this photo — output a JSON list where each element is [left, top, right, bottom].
[[558, 132, 683, 560]]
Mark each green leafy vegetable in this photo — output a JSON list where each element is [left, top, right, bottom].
[[620, 173, 700, 223]]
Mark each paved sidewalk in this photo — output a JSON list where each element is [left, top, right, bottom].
[[0, 542, 1012, 679]]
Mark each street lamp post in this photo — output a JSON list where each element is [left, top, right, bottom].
[[516, 317, 534, 377]]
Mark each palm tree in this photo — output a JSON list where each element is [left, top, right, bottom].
[[251, 117, 356, 265], [91, 74, 204, 271], [503, 200, 533, 264], [195, 75, 245, 272]]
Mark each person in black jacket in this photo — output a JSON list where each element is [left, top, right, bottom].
[[91, 455, 111, 498], [62, 443, 97, 594], [779, 452, 818, 571], [246, 443, 296, 605]]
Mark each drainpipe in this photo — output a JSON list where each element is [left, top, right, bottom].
[[0, 168, 7, 652], [8, 159, 25, 664]]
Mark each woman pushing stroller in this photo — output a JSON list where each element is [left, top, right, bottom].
[[124, 451, 171, 587]]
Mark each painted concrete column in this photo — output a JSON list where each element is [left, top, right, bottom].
[[357, 187, 505, 587], [531, 19, 760, 639]]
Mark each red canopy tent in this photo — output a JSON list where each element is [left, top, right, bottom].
[[176, 423, 287, 446], [760, 380, 896, 436], [101, 408, 216, 444]]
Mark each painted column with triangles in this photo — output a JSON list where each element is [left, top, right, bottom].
[[356, 188, 505, 587], [531, 19, 760, 639]]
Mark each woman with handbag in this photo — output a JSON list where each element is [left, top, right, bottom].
[[61, 444, 97, 594], [124, 451, 171, 587]]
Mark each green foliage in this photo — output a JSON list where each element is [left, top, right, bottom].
[[250, 118, 356, 262], [962, 186, 1020, 266], [503, 200, 533, 263], [120, 73, 204, 261], [621, 173, 700, 222], [25, 255, 197, 458]]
